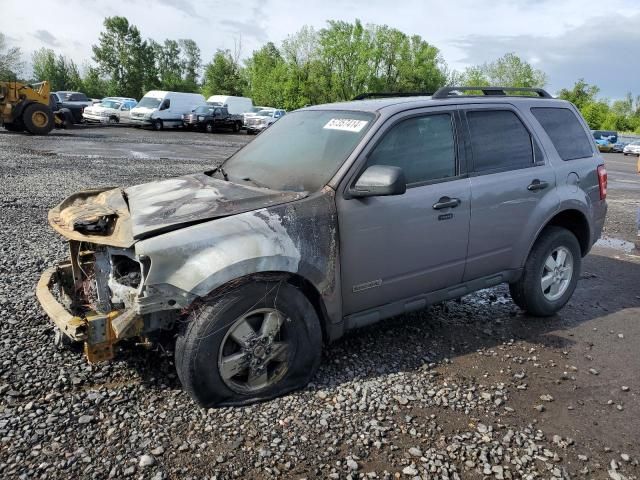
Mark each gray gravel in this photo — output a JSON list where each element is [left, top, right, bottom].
[[0, 127, 638, 479]]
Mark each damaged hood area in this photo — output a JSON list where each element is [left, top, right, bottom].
[[48, 173, 307, 246]]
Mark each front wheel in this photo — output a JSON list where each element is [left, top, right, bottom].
[[233, 121, 241, 132], [175, 280, 322, 407], [23, 103, 54, 135], [152, 119, 163, 131], [509, 226, 581, 317], [205, 122, 214, 133]]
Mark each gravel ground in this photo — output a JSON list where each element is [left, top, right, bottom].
[[0, 127, 639, 480]]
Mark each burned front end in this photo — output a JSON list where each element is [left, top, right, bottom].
[[36, 187, 175, 363]]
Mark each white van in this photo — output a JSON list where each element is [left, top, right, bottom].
[[206, 95, 253, 115], [130, 91, 206, 130]]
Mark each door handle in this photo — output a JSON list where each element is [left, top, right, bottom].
[[432, 197, 461, 210], [527, 179, 549, 191]]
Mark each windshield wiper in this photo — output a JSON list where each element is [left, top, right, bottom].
[[216, 166, 228, 180]]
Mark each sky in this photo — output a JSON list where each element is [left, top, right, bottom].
[[2, 0, 639, 99]]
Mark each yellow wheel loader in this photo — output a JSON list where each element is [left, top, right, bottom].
[[0, 80, 61, 134]]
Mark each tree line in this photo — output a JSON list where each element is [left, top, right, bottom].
[[1, 19, 639, 134]]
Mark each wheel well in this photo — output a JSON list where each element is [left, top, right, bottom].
[[197, 271, 331, 343], [544, 209, 590, 255]]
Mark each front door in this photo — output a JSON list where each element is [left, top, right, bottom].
[[337, 109, 471, 315]]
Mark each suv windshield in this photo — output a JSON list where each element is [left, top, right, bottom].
[[256, 110, 274, 117], [137, 97, 162, 109], [195, 105, 212, 114], [223, 110, 375, 192]]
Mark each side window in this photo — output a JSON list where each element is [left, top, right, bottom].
[[466, 110, 534, 173], [368, 113, 456, 185], [531, 107, 593, 161]]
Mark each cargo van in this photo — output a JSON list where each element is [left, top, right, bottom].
[[206, 95, 253, 115], [130, 91, 206, 130]]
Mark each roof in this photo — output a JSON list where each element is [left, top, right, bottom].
[[303, 86, 567, 115], [304, 94, 570, 115]]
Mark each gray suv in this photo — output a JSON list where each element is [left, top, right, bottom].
[[37, 86, 607, 407]]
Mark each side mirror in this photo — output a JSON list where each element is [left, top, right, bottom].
[[351, 165, 406, 198]]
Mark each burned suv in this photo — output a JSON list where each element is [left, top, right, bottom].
[[37, 87, 607, 407]]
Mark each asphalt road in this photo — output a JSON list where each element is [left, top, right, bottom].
[[0, 126, 638, 480], [602, 152, 640, 191]]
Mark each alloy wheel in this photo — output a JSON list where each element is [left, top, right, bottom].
[[218, 308, 290, 393], [541, 246, 573, 301]]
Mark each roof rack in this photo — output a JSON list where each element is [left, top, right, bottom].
[[352, 92, 433, 101], [432, 86, 553, 99]]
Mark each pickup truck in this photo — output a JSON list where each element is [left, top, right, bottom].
[[182, 105, 243, 133], [53, 91, 93, 124]]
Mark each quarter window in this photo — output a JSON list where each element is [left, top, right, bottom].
[[531, 107, 593, 161], [368, 114, 456, 185], [466, 110, 534, 172]]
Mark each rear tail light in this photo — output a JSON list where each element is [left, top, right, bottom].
[[597, 164, 607, 200]]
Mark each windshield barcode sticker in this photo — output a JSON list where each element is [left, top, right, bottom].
[[323, 118, 368, 132]]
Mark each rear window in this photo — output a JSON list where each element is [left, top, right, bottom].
[[532, 108, 593, 161], [466, 110, 534, 173]]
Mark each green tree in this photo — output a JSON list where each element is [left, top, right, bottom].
[[157, 39, 183, 90], [557, 79, 599, 110], [461, 53, 546, 89], [82, 65, 110, 98], [202, 49, 247, 98], [32, 48, 83, 91], [581, 101, 610, 129], [179, 39, 201, 91], [0, 32, 23, 80], [92, 16, 149, 99], [244, 43, 287, 106]]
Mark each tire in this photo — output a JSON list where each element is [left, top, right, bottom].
[[152, 119, 163, 131], [22, 103, 54, 135], [175, 280, 322, 407], [108, 116, 119, 125], [3, 122, 24, 132], [233, 121, 241, 132], [509, 226, 581, 317], [205, 122, 214, 133]]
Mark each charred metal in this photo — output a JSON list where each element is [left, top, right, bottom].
[[37, 174, 340, 363]]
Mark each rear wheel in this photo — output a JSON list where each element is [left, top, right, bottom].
[[509, 226, 581, 317], [233, 121, 241, 132], [175, 281, 322, 407], [23, 103, 54, 135]]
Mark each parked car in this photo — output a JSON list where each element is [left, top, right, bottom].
[[130, 91, 206, 130], [623, 141, 640, 155], [595, 138, 614, 153], [611, 141, 628, 153], [82, 97, 138, 124], [245, 109, 286, 134], [592, 129, 618, 144], [182, 105, 243, 132], [36, 86, 607, 407], [242, 105, 271, 126], [53, 91, 93, 124], [206, 95, 253, 115]]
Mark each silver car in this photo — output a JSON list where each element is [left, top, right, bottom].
[[623, 141, 640, 155], [37, 86, 607, 407]]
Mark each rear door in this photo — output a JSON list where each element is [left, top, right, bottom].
[[461, 105, 558, 281], [337, 107, 471, 315]]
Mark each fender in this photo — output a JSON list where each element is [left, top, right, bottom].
[[135, 188, 342, 321]]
